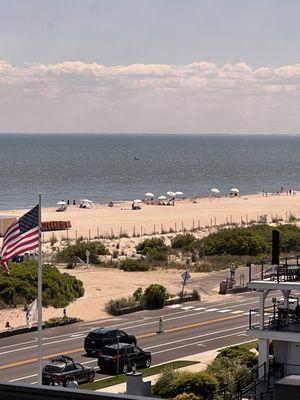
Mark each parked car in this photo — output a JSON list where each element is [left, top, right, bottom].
[[98, 343, 151, 374], [84, 328, 137, 356], [42, 355, 95, 386]]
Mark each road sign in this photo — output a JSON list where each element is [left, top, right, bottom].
[[86, 250, 90, 267]]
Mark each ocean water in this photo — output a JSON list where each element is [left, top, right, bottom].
[[0, 134, 300, 209]]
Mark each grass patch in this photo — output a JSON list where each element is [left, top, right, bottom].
[[80, 360, 198, 391]]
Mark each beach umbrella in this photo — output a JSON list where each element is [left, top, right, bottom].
[[80, 199, 93, 203], [158, 195, 167, 200], [167, 191, 175, 197], [133, 199, 142, 203], [211, 188, 220, 194], [174, 191, 183, 196], [56, 201, 67, 205], [145, 192, 154, 197], [230, 188, 239, 193]]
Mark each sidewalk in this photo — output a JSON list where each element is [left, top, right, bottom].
[[96, 349, 219, 394]]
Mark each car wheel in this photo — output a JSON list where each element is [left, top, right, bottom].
[[145, 358, 151, 368], [122, 363, 129, 374], [89, 371, 95, 382]]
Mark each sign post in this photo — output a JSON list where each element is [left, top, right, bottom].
[[180, 271, 191, 303], [86, 250, 90, 268]]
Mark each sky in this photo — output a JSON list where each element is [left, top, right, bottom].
[[0, 0, 300, 134]]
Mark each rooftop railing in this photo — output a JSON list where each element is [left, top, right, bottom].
[[248, 256, 300, 283], [249, 302, 300, 332]]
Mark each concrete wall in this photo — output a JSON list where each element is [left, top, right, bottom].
[[274, 340, 300, 375], [0, 381, 156, 400]]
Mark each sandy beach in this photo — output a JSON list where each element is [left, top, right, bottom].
[[1, 193, 299, 242]]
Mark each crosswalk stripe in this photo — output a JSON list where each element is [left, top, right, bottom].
[[193, 307, 206, 311], [204, 308, 219, 312], [182, 306, 194, 310], [231, 310, 244, 314], [218, 309, 231, 313]]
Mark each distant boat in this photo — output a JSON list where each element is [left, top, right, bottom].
[[134, 156, 140, 160]]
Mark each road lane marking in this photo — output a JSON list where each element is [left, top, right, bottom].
[[0, 313, 247, 370], [231, 310, 244, 314], [0, 299, 259, 353], [164, 313, 246, 334], [144, 324, 248, 350], [218, 309, 231, 313], [152, 331, 245, 355], [9, 373, 38, 382], [204, 308, 219, 312]]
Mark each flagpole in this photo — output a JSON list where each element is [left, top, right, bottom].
[[37, 193, 43, 385]]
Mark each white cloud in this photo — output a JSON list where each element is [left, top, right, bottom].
[[0, 60, 299, 133]]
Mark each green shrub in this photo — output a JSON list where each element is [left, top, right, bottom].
[[217, 344, 257, 368], [58, 241, 109, 264], [119, 259, 150, 271], [173, 393, 203, 400], [133, 287, 143, 301], [198, 225, 300, 257], [153, 369, 218, 398], [171, 234, 198, 252], [0, 261, 84, 308], [136, 238, 168, 262], [207, 356, 251, 393], [104, 296, 137, 315], [140, 284, 168, 310]]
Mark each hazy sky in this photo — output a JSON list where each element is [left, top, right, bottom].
[[1, 0, 300, 133]]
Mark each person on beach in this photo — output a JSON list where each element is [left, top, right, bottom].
[[230, 263, 236, 280]]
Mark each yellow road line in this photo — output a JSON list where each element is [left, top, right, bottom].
[[0, 348, 83, 370], [0, 313, 244, 370]]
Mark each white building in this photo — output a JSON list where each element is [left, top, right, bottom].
[[248, 275, 300, 378]]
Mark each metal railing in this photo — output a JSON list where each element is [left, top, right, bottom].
[[249, 304, 300, 332], [248, 256, 300, 283]]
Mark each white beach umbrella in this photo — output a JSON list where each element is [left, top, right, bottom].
[[158, 195, 167, 200], [174, 191, 183, 196], [167, 191, 175, 197], [80, 199, 93, 203], [230, 188, 240, 193], [211, 188, 220, 194], [133, 199, 142, 203], [145, 192, 154, 197], [56, 201, 67, 205]]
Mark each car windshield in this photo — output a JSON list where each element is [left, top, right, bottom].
[[88, 332, 106, 339], [43, 365, 62, 373], [102, 347, 118, 356]]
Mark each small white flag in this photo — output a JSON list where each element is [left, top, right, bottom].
[[26, 298, 38, 328]]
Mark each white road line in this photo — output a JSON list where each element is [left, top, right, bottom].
[[144, 324, 248, 350], [182, 306, 195, 310], [193, 307, 206, 311], [218, 309, 231, 313], [0, 299, 259, 354], [231, 310, 244, 314], [9, 373, 37, 382], [167, 304, 182, 309], [152, 330, 245, 355], [204, 308, 219, 312]]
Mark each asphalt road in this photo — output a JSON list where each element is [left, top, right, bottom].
[[0, 290, 267, 386]]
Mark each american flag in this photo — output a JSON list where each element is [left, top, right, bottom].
[[0, 205, 40, 273]]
